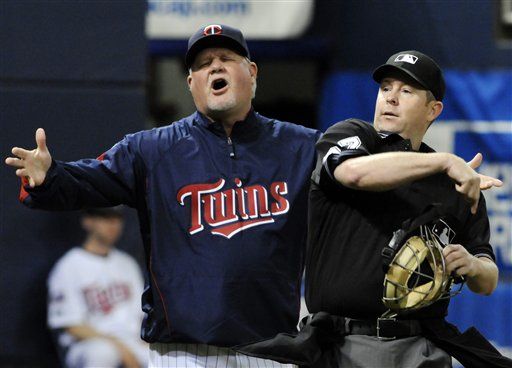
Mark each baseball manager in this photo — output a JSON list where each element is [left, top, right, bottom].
[[6, 24, 320, 368]]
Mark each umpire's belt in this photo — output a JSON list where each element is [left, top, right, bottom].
[[235, 312, 512, 368], [346, 317, 422, 339], [234, 312, 424, 366]]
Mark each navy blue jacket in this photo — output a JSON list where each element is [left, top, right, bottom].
[[22, 110, 321, 346]]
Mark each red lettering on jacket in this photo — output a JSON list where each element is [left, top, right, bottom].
[[177, 178, 289, 238]]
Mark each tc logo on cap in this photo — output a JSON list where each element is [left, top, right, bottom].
[[394, 54, 418, 64], [203, 24, 223, 36]]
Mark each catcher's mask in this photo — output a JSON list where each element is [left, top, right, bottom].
[[381, 205, 464, 313]]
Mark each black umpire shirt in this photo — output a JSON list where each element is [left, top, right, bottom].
[[305, 119, 496, 320]]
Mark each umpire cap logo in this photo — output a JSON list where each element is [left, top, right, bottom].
[[394, 54, 418, 64], [203, 24, 223, 36]]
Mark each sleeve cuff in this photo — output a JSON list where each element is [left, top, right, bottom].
[[473, 253, 495, 262], [19, 160, 60, 203], [323, 149, 369, 182]]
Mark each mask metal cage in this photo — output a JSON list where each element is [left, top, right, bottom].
[[383, 223, 464, 312]]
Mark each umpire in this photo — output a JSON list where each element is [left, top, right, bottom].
[[236, 51, 510, 368], [304, 50, 508, 367]]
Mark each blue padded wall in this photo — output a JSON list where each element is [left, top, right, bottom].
[[0, 1, 146, 365]]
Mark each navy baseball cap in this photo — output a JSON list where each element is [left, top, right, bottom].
[[186, 24, 250, 68], [373, 50, 446, 101]]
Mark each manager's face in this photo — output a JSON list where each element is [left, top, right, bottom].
[[188, 47, 257, 122]]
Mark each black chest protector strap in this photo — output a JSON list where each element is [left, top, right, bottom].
[[381, 204, 457, 271], [382, 204, 440, 271]]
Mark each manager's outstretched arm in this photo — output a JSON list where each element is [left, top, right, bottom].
[[4, 128, 139, 210], [5, 128, 52, 187]]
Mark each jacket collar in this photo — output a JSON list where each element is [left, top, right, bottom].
[[194, 108, 262, 141]]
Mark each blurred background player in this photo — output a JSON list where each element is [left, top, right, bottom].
[[47, 207, 148, 368]]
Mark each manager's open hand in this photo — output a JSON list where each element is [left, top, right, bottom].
[[5, 128, 52, 187]]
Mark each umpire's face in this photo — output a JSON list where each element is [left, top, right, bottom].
[[187, 47, 257, 123], [373, 76, 442, 144]]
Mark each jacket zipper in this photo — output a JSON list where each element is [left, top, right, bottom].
[[227, 136, 235, 158]]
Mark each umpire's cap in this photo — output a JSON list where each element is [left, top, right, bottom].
[[186, 24, 250, 68], [373, 50, 446, 101], [82, 206, 124, 219]]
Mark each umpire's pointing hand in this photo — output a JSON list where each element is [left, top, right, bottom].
[[444, 154, 481, 215], [5, 128, 52, 187], [466, 152, 504, 190]]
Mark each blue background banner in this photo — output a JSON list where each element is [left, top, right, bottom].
[[455, 132, 512, 163]]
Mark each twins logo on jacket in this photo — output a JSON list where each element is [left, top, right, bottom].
[[177, 178, 289, 239]]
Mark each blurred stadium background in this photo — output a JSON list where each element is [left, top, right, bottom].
[[0, 1, 510, 367]]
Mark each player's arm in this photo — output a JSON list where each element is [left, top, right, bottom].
[[66, 325, 140, 368], [443, 245, 498, 295], [66, 324, 114, 340], [335, 151, 492, 214]]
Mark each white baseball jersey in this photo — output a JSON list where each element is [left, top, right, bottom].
[[149, 343, 297, 368], [47, 247, 145, 351]]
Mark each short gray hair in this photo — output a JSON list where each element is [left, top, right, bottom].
[[426, 90, 436, 104]]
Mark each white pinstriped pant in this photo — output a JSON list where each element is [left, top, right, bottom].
[[149, 343, 296, 368]]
